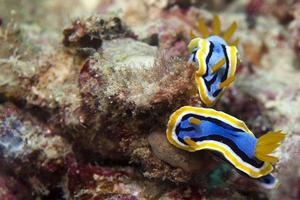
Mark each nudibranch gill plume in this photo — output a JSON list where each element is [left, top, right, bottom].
[[166, 106, 285, 189], [188, 16, 239, 106]]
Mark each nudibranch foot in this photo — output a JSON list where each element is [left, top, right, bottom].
[[258, 174, 280, 190], [166, 106, 286, 189]]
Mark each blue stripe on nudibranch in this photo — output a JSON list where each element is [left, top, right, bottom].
[[166, 106, 285, 189]]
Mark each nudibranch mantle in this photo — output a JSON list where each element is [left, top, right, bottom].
[[188, 15, 239, 106], [188, 37, 238, 107], [166, 106, 285, 184]]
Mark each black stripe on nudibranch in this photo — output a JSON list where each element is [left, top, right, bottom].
[[190, 134, 264, 168], [204, 73, 218, 92], [192, 49, 197, 62], [203, 42, 215, 77], [206, 42, 214, 66], [212, 88, 222, 97], [180, 127, 195, 132], [221, 44, 229, 82], [181, 114, 243, 133]]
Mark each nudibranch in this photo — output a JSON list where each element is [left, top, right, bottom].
[[188, 16, 239, 106], [166, 106, 285, 189]]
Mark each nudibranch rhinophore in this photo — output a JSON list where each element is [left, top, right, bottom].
[[166, 106, 285, 189], [188, 16, 239, 106]]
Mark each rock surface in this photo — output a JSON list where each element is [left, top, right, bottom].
[[0, 0, 299, 199]]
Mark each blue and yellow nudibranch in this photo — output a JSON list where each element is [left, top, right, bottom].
[[166, 106, 285, 189], [188, 16, 239, 106]]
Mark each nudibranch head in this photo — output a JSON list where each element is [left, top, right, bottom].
[[188, 16, 240, 106], [166, 106, 285, 189]]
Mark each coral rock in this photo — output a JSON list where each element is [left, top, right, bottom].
[[63, 15, 136, 56], [0, 172, 30, 200], [0, 103, 72, 195], [0, 22, 50, 99], [79, 38, 194, 115], [66, 163, 151, 200], [76, 38, 196, 181]]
